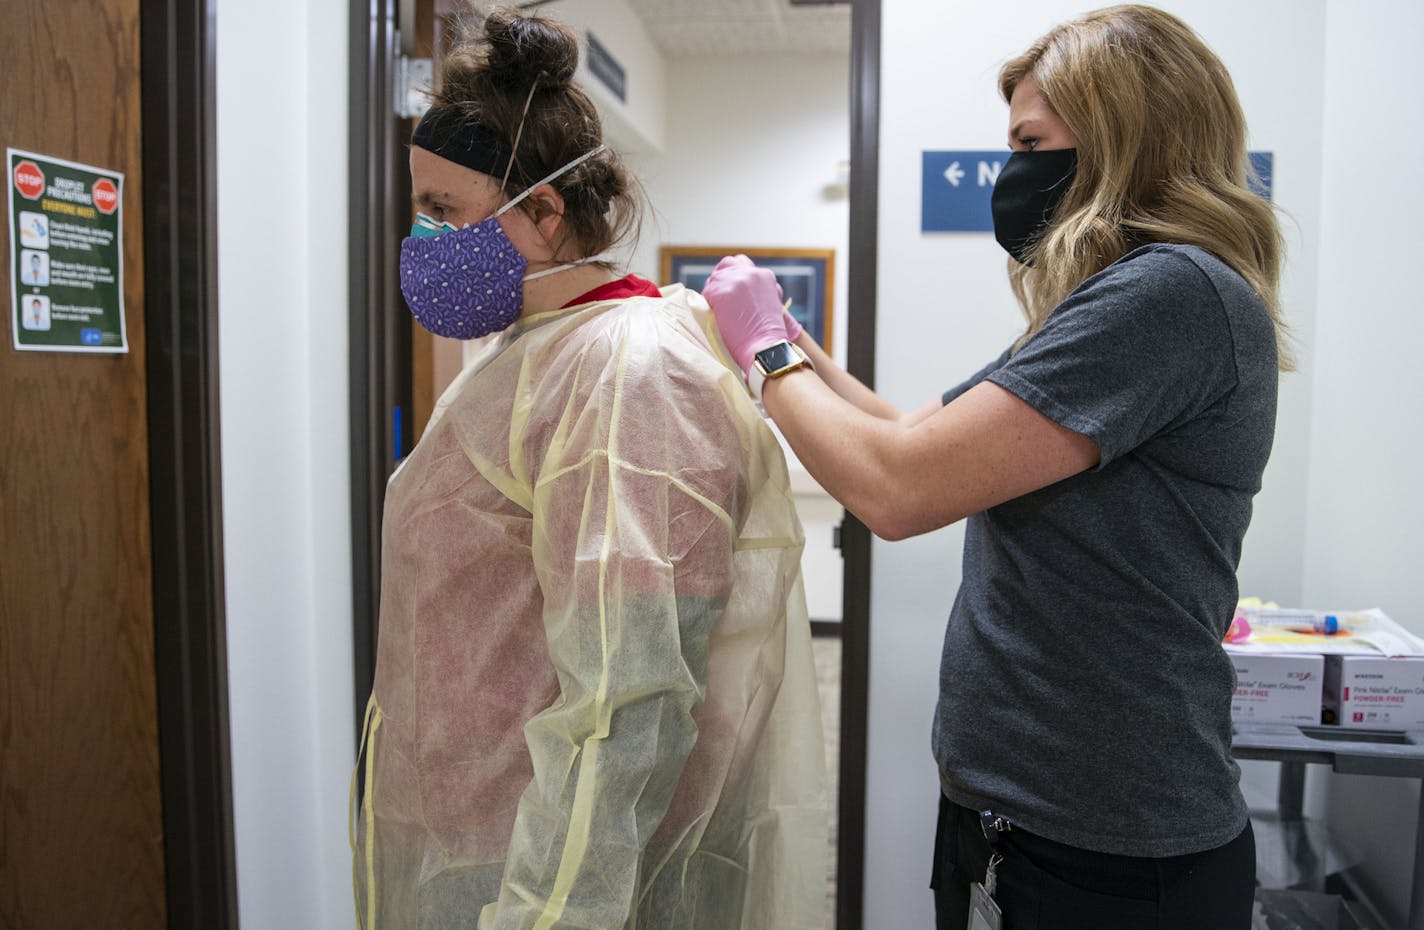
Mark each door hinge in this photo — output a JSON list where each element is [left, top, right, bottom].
[[395, 54, 433, 119]]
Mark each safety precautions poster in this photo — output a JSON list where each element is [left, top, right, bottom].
[[8, 148, 128, 353]]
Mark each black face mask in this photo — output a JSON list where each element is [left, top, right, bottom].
[[990, 148, 1078, 264]]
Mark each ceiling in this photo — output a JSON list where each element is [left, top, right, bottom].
[[623, 0, 851, 56]]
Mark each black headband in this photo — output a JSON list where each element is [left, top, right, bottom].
[[410, 106, 515, 179]]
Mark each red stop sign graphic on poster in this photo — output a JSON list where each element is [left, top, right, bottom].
[[92, 178, 119, 214], [14, 160, 45, 199]]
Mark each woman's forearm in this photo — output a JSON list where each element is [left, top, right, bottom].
[[794, 332, 945, 427], [793, 332, 903, 420], [760, 367, 918, 538], [761, 367, 1101, 541]]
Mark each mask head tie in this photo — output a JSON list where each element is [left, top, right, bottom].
[[493, 144, 608, 220], [499, 78, 541, 194]]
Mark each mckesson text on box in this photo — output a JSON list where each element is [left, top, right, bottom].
[[1324, 656, 1424, 728]]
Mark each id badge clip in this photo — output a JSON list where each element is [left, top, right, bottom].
[[967, 810, 1013, 930]]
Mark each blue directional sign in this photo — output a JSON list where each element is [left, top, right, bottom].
[[922, 150, 1275, 233], [921, 150, 1009, 233]]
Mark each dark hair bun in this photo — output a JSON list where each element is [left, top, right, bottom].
[[584, 156, 626, 204], [483, 7, 579, 90]]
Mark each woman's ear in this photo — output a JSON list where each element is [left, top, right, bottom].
[[526, 183, 567, 246]]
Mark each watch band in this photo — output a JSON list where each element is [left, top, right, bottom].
[[747, 340, 812, 404]]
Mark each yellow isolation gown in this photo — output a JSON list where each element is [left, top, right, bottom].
[[353, 284, 828, 930]]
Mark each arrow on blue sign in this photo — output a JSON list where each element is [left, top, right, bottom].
[[922, 150, 1274, 233], [922, 151, 1010, 232]]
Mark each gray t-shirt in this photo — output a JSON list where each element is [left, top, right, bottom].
[[933, 243, 1278, 858]]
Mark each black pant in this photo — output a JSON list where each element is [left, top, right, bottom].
[[931, 795, 1256, 930]]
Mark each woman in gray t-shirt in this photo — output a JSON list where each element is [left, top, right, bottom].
[[700, 5, 1287, 930]]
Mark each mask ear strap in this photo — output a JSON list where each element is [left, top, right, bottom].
[[499, 79, 541, 195], [496, 144, 607, 217]]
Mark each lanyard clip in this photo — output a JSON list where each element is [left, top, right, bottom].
[[979, 810, 1013, 848]]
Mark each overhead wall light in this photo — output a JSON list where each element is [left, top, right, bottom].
[[822, 159, 851, 201]]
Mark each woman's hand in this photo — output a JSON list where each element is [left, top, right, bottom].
[[701, 255, 791, 375]]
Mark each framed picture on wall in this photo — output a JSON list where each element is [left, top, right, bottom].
[[659, 246, 836, 354]]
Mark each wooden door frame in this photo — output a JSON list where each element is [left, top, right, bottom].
[[141, 0, 239, 925]]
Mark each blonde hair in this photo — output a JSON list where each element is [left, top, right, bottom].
[[1000, 4, 1293, 370]]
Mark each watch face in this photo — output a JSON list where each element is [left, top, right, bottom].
[[755, 341, 799, 374]]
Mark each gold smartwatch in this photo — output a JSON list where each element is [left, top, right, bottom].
[[747, 340, 813, 403]]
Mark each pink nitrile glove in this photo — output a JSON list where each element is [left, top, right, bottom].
[[760, 275, 804, 341], [701, 254, 791, 376], [782, 308, 805, 343], [751, 272, 803, 342]]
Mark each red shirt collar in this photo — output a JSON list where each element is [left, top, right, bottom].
[[562, 273, 662, 308]]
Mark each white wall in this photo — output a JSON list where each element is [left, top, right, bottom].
[[1305, 2, 1424, 923], [638, 53, 851, 371], [553, 0, 667, 154], [873, 2, 1327, 926], [216, 0, 354, 925]]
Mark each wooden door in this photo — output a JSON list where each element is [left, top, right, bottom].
[[0, 0, 167, 926]]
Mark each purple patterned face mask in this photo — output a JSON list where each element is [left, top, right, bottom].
[[399, 146, 605, 340]]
